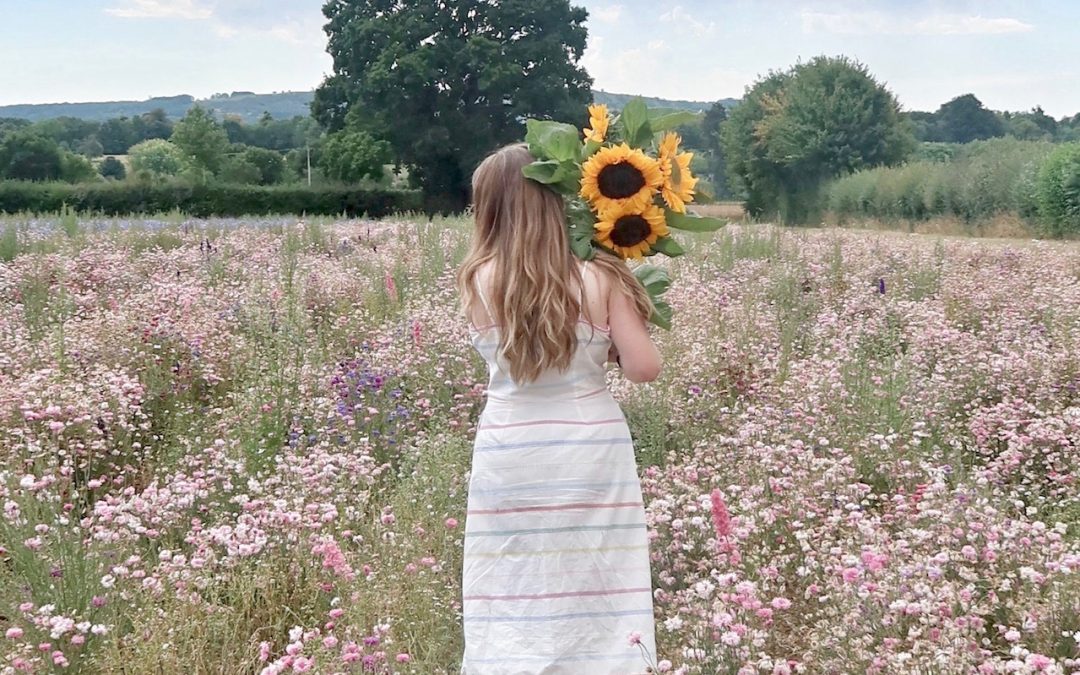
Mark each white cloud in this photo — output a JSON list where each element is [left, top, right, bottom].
[[104, 0, 326, 46], [583, 30, 743, 102], [591, 4, 624, 23], [104, 0, 212, 20], [659, 5, 716, 37], [801, 10, 1034, 36], [913, 15, 1034, 36], [263, 20, 324, 47]]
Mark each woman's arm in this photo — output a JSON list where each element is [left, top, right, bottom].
[[607, 283, 661, 383]]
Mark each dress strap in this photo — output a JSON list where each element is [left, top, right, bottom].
[[579, 260, 590, 307], [475, 276, 494, 323]]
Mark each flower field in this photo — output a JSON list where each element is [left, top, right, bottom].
[[1, 215, 1078, 674]]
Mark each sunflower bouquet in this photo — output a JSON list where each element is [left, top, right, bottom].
[[521, 98, 725, 329]]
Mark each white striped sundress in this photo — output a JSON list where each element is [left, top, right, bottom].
[[460, 262, 657, 675]]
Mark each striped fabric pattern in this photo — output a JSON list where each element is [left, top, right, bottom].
[[460, 319, 657, 675]]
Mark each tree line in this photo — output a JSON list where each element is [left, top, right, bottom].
[[308, 0, 1080, 222], [3, 0, 1079, 228], [0, 106, 391, 188], [910, 95, 1080, 144], [688, 73, 1080, 224]]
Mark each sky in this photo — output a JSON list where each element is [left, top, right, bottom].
[[0, 0, 1077, 116]]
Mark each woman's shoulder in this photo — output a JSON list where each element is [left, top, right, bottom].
[[582, 258, 611, 287], [584, 256, 623, 291]]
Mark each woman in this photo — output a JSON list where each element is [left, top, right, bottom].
[[457, 143, 662, 674]]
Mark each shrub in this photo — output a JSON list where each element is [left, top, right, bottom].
[[320, 130, 390, 184], [99, 157, 127, 180], [826, 138, 1055, 226], [241, 146, 288, 185], [59, 153, 98, 183], [0, 181, 422, 217], [1036, 143, 1080, 236], [0, 131, 63, 181], [914, 142, 958, 163], [219, 155, 263, 185], [129, 139, 188, 179]]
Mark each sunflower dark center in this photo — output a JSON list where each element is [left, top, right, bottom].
[[597, 161, 646, 199], [610, 215, 651, 247]]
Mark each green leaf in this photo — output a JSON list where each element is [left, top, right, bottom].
[[651, 236, 685, 257], [665, 209, 727, 232], [522, 160, 561, 183], [565, 198, 598, 260], [569, 231, 596, 260], [553, 161, 583, 194], [633, 264, 671, 297], [634, 264, 673, 329], [522, 160, 581, 196], [648, 110, 700, 132], [695, 185, 715, 202], [618, 98, 652, 149], [649, 299, 672, 330], [525, 119, 582, 163]]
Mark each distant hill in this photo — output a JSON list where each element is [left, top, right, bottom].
[[0, 90, 739, 123], [0, 92, 316, 123], [592, 91, 737, 113]]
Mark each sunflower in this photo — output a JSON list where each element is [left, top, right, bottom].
[[657, 132, 698, 213], [583, 103, 609, 143], [580, 143, 664, 213], [594, 202, 669, 260]]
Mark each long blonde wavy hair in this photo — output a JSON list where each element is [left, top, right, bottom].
[[458, 143, 653, 383]]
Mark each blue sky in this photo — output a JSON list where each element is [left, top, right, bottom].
[[1, 0, 1077, 116]]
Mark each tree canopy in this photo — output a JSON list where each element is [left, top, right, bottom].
[[129, 139, 188, 179], [171, 106, 230, 174], [935, 94, 1005, 144], [320, 128, 390, 184], [722, 56, 914, 221], [0, 131, 64, 181], [314, 0, 593, 209]]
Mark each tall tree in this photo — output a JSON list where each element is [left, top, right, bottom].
[[1028, 105, 1058, 137], [171, 105, 230, 173], [98, 117, 137, 155], [0, 131, 64, 181], [137, 108, 174, 141], [722, 56, 913, 221], [701, 101, 729, 197], [935, 94, 1005, 143], [314, 0, 593, 209], [722, 68, 793, 217]]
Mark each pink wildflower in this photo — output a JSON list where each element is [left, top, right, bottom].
[[709, 489, 731, 539], [385, 272, 397, 303]]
